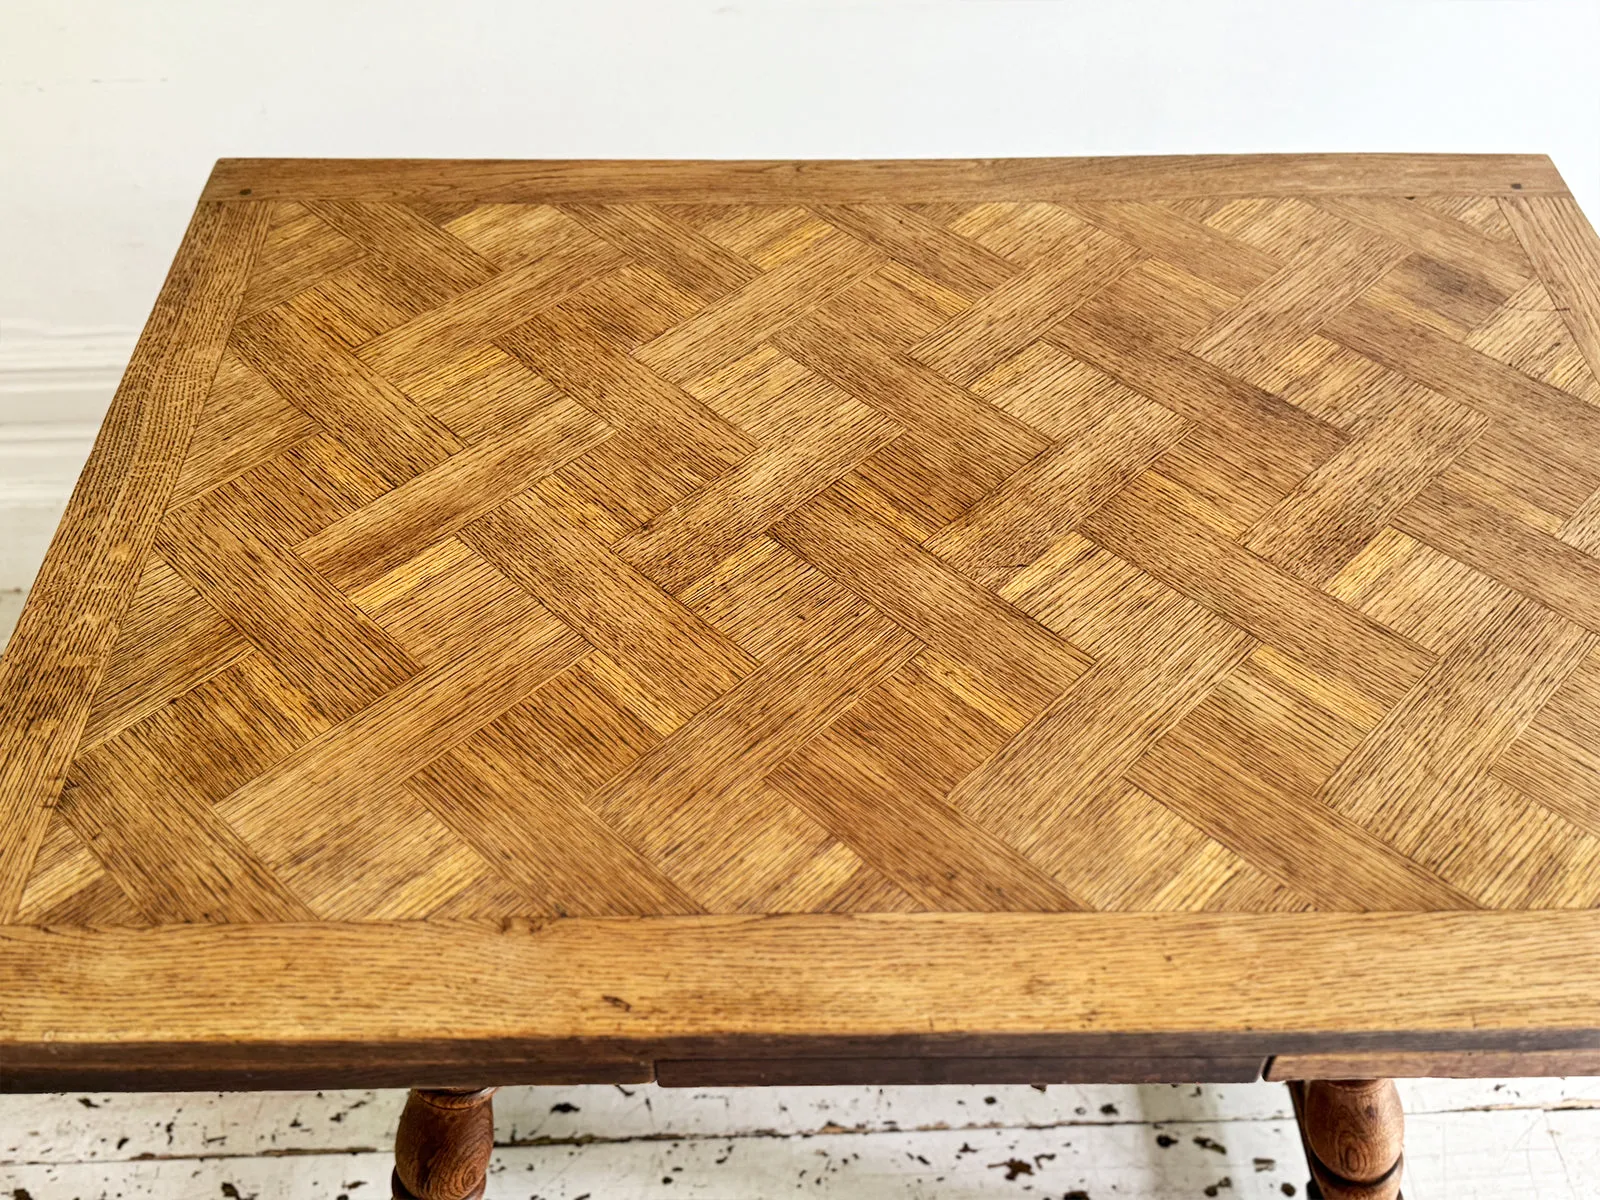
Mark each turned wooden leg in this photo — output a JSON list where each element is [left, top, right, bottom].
[[1289, 1078, 1404, 1200], [392, 1087, 497, 1200]]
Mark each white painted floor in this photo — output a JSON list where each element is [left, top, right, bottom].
[[2, 1079, 1599, 1199], [3, 596, 1600, 1199]]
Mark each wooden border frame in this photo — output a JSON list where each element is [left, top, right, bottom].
[[202, 154, 1567, 204], [3, 912, 1599, 1089]]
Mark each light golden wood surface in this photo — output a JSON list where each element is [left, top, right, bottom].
[[3, 156, 1600, 1081]]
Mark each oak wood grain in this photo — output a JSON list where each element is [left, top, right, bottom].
[[0, 200, 267, 920], [2, 914, 1599, 1053], [4, 156, 1600, 1091]]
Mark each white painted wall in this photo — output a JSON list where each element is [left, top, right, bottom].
[[2, 0, 1599, 584]]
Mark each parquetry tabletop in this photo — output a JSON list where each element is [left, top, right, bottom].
[[3, 156, 1600, 1092]]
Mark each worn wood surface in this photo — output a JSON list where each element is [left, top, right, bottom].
[[4, 156, 1600, 1080], [5, 914, 1600, 1073]]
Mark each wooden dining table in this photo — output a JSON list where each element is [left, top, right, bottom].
[[3, 155, 1600, 1199]]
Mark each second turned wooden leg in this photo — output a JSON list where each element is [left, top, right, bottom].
[[1289, 1078, 1404, 1199], [392, 1087, 497, 1200]]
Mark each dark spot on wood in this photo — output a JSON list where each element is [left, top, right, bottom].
[[988, 1158, 1034, 1180], [13, 1189, 35, 1200], [984, 1095, 997, 1105], [551, 1102, 580, 1113], [1281, 1185, 1297, 1196], [1065, 1192, 1091, 1200], [602, 994, 633, 1011], [1099, 1103, 1118, 1115], [77, 1096, 99, 1108], [1254, 1157, 1276, 1171], [1194, 1135, 1227, 1154], [239, 188, 252, 195], [1203, 1178, 1233, 1197], [1512, 182, 1524, 190], [116, 1136, 128, 1149], [1156, 1134, 1178, 1147]]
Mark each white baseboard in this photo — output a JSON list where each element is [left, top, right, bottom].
[[0, 321, 135, 588]]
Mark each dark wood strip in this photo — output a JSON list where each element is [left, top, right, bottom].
[[657, 1055, 1265, 1086], [1082, 473, 1433, 710], [776, 490, 1092, 713], [61, 736, 315, 925], [464, 493, 756, 719], [1323, 298, 1600, 513]]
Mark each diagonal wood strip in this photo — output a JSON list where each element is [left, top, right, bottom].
[[158, 483, 420, 721], [636, 230, 881, 381], [561, 203, 762, 301], [464, 492, 756, 719], [1081, 473, 1433, 710], [775, 490, 1092, 714], [298, 397, 612, 590], [232, 304, 465, 481]]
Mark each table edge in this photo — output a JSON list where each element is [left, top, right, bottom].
[[3, 912, 1597, 1087], [200, 153, 1571, 203]]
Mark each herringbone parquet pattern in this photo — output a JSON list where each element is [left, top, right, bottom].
[[19, 182, 1600, 926]]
